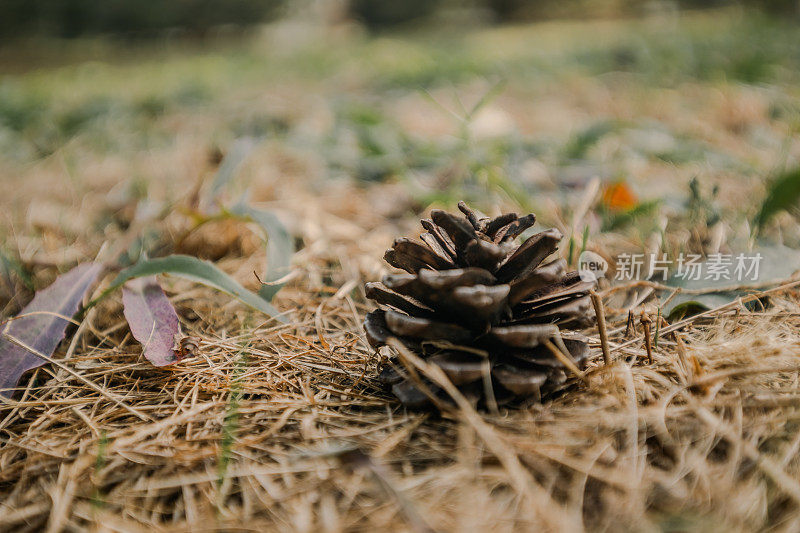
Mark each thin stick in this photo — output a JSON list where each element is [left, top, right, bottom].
[[543, 339, 588, 384], [653, 308, 662, 349], [670, 330, 689, 373], [481, 359, 499, 416], [624, 310, 634, 337], [391, 350, 451, 413], [589, 289, 612, 365], [640, 313, 653, 364], [600, 275, 800, 297]]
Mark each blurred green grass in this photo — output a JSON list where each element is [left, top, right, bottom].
[[2, 9, 798, 161], [1, 8, 799, 245]]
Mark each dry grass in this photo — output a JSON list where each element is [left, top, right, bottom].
[[2, 187, 800, 532]]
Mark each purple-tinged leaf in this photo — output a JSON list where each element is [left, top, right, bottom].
[[122, 276, 181, 366], [0, 262, 102, 398]]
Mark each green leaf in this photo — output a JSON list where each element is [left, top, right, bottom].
[[106, 255, 282, 320], [666, 297, 734, 322], [753, 167, 800, 234], [230, 203, 294, 301]]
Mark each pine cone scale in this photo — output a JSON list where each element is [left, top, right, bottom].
[[428, 352, 485, 384], [420, 219, 458, 260], [384, 309, 473, 343], [392, 237, 454, 270], [495, 228, 562, 282], [420, 232, 454, 263], [492, 364, 548, 395], [364, 282, 434, 318], [507, 258, 567, 306], [430, 209, 478, 250], [417, 268, 496, 289], [490, 213, 537, 243]]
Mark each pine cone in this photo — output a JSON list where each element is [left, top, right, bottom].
[[364, 201, 596, 408]]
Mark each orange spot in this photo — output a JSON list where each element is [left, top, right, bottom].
[[602, 181, 638, 211]]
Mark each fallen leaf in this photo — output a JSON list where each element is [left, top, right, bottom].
[[0, 262, 102, 398], [122, 276, 181, 366]]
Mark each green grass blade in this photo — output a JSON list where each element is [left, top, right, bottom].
[[580, 224, 589, 257], [208, 137, 258, 203], [230, 204, 293, 301], [107, 255, 282, 319], [465, 79, 507, 122]]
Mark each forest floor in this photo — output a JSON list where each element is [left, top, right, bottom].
[[2, 8, 800, 532]]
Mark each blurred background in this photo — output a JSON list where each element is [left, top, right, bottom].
[[1, 0, 800, 267], [1, 0, 798, 40]]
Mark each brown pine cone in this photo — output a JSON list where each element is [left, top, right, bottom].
[[364, 201, 596, 409]]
